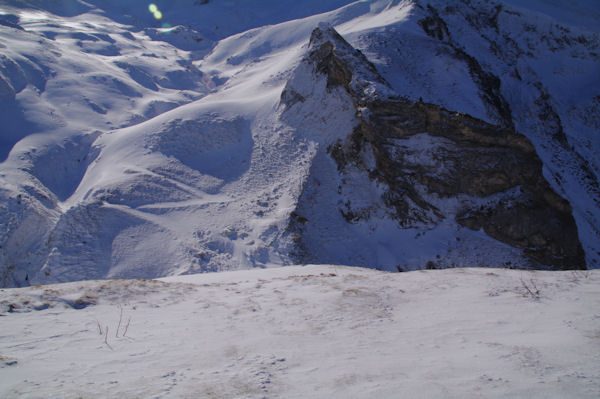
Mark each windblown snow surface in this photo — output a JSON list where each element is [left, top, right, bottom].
[[1, 266, 600, 398], [0, 0, 599, 397]]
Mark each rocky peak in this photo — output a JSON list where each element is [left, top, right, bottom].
[[284, 24, 586, 270], [307, 23, 383, 88], [281, 23, 393, 109]]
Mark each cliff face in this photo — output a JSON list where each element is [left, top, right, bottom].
[[349, 101, 584, 268], [283, 25, 585, 270]]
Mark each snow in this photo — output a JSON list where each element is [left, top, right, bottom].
[[3, 0, 410, 285], [1, 265, 599, 398], [0, 0, 598, 283], [500, 0, 600, 30], [0, 3, 598, 394]]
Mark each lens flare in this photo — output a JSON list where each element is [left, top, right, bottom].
[[148, 3, 162, 20]]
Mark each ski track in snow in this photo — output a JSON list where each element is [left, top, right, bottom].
[[0, 266, 599, 398]]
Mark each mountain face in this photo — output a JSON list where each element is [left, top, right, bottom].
[[281, 24, 585, 270], [0, 0, 598, 286]]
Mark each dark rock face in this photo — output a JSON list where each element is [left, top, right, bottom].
[[286, 25, 586, 270], [346, 101, 586, 269], [307, 25, 384, 94]]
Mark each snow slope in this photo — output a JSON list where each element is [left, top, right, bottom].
[[1, 3, 599, 397], [0, 0, 599, 286], [1, 265, 599, 398], [0, 0, 421, 286]]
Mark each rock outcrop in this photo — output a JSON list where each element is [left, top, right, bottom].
[[284, 25, 586, 270]]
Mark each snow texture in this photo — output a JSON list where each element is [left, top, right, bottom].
[[0, 265, 598, 398], [0, 0, 598, 288], [0, 2, 599, 396]]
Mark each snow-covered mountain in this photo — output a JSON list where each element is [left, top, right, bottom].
[[1, 2, 600, 398], [1, 0, 599, 286]]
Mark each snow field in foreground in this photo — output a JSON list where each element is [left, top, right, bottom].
[[0, 265, 599, 398]]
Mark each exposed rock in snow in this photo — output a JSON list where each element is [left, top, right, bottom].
[[284, 24, 585, 270], [0, 2, 598, 397], [0, 0, 598, 287]]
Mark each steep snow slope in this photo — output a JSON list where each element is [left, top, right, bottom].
[[0, 0, 365, 285], [0, 0, 417, 286], [0, 0, 598, 286], [1, 266, 599, 398], [343, 0, 600, 266]]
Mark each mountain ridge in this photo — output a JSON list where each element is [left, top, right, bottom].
[[0, 0, 598, 287], [280, 23, 585, 270]]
